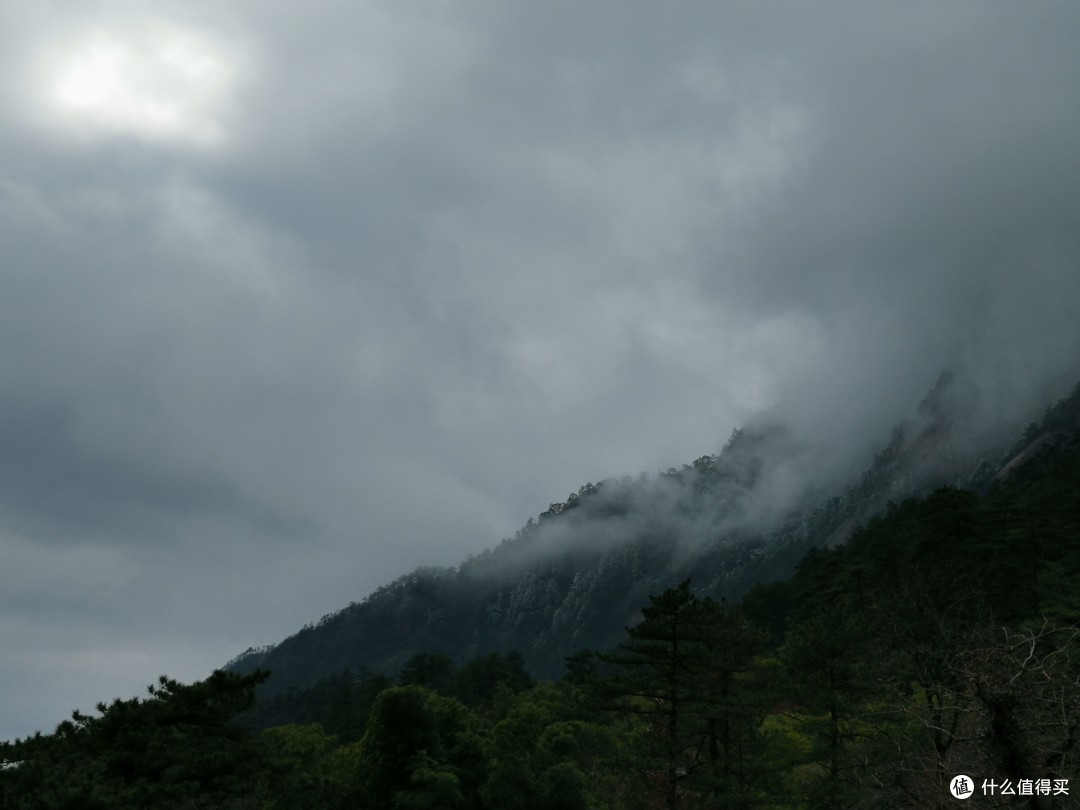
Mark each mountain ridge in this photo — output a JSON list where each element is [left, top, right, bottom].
[[227, 370, 1080, 696]]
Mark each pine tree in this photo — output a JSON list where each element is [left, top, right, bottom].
[[601, 581, 763, 809]]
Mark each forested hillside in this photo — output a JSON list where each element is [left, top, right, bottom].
[[4, 383, 1078, 808], [227, 372, 1079, 696]]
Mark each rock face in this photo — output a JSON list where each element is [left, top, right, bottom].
[[227, 374, 1080, 697]]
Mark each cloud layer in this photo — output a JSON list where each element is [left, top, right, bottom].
[[2, 0, 1079, 739]]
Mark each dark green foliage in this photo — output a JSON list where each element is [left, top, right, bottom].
[[477, 681, 628, 810], [357, 685, 455, 807], [455, 652, 534, 706], [602, 581, 766, 809], [257, 723, 354, 809], [562, 649, 599, 687], [239, 669, 391, 743], [738, 579, 793, 647], [778, 606, 871, 808], [0, 670, 267, 809], [763, 427, 1080, 806], [400, 652, 458, 694], [356, 685, 483, 810]]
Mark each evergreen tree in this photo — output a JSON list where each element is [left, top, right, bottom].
[[780, 605, 869, 809], [602, 581, 763, 810], [692, 600, 766, 807], [0, 670, 267, 809], [356, 685, 479, 809]]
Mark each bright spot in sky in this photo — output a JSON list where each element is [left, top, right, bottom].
[[37, 22, 237, 146]]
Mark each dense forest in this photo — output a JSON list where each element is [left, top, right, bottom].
[[3, 384, 1078, 808]]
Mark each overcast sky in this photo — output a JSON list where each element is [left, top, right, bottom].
[[2, 1, 1080, 741]]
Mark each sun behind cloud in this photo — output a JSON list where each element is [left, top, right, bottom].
[[34, 20, 240, 147]]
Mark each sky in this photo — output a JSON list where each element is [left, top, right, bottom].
[[2, 1, 1080, 741]]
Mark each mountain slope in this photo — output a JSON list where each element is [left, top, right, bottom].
[[228, 372, 1080, 696]]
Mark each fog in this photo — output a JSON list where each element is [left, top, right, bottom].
[[2, 0, 1079, 741]]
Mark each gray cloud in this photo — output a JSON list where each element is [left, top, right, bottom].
[[1, 0, 1079, 739]]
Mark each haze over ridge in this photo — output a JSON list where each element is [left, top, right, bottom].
[[2, 1, 1079, 741]]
